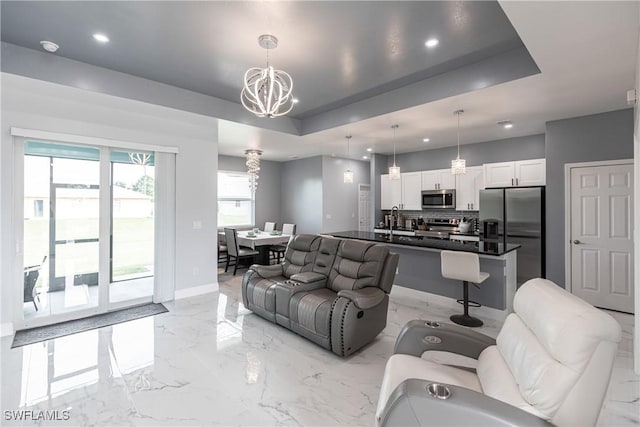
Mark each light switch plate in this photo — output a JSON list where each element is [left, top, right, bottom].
[[193, 220, 202, 229]]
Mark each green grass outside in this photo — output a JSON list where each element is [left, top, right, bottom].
[[24, 218, 154, 283]]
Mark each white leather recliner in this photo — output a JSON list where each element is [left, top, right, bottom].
[[376, 278, 622, 426]]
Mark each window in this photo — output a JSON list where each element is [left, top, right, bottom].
[[217, 171, 254, 227], [33, 200, 44, 217]]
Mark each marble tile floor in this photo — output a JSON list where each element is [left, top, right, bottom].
[[1, 269, 637, 426]]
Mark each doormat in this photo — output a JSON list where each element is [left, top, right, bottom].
[[12, 303, 168, 348]]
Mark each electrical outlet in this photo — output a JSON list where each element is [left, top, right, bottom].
[[326, 214, 332, 219], [193, 220, 202, 230], [193, 267, 199, 276]]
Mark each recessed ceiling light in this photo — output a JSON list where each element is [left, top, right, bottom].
[[366, 148, 373, 152], [363, 156, 369, 160], [497, 120, 513, 129], [425, 38, 439, 48], [40, 40, 59, 53], [292, 98, 299, 104], [423, 138, 430, 142], [93, 33, 110, 43]]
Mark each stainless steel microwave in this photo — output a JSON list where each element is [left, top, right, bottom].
[[421, 189, 456, 209]]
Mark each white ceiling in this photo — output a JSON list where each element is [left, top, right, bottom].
[[219, 1, 639, 162]]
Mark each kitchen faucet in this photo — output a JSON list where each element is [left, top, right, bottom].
[[389, 205, 399, 238]]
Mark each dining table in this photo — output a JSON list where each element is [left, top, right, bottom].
[[224, 230, 292, 265]]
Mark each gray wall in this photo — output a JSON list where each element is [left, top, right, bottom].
[[387, 134, 545, 171], [322, 156, 370, 233], [218, 155, 282, 229], [281, 156, 323, 234], [545, 108, 634, 285]]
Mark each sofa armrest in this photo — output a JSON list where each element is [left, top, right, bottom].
[[337, 287, 385, 310], [274, 279, 328, 319], [378, 379, 550, 427], [393, 320, 495, 359], [249, 263, 284, 279], [290, 271, 326, 284]]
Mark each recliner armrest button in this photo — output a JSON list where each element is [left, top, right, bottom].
[[422, 335, 442, 344]]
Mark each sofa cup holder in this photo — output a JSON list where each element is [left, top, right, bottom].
[[425, 321, 440, 328], [426, 383, 451, 400]]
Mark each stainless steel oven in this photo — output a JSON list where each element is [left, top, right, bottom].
[[421, 189, 456, 209]]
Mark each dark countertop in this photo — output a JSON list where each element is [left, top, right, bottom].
[[330, 231, 520, 256]]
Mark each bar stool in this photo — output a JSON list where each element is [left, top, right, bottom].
[[441, 250, 489, 327]]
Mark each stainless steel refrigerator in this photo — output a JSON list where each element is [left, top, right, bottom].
[[479, 187, 545, 286]]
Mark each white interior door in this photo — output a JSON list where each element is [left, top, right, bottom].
[[570, 163, 634, 313], [359, 185, 371, 231]]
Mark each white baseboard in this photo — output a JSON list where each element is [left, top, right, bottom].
[[1, 322, 14, 337], [174, 282, 219, 300], [391, 285, 509, 322]]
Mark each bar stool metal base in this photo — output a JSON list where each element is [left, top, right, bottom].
[[450, 314, 483, 327], [451, 280, 484, 328]]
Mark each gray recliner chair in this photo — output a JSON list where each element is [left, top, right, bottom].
[[242, 234, 399, 357]]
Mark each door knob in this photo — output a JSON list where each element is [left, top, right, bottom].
[[573, 240, 581, 244]]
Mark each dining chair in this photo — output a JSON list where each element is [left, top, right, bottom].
[[224, 228, 259, 275], [218, 233, 228, 264], [269, 223, 296, 263], [264, 222, 277, 232]]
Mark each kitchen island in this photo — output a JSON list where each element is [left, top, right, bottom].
[[330, 231, 520, 312]]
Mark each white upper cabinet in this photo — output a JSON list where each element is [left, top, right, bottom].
[[455, 166, 484, 211], [421, 171, 440, 190], [401, 172, 422, 210], [484, 159, 545, 188], [439, 170, 456, 190], [484, 162, 516, 187], [421, 169, 454, 190], [515, 159, 546, 186], [381, 159, 544, 212], [380, 174, 402, 209]]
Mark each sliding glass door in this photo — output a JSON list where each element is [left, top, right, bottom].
[[110, 151, 155, 303], [22, 141, 155, 326]]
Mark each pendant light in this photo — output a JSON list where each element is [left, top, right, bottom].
[[245, 149, 262, 193], [241, 34, 294, 118], [389, 124, 401, 180], [344, 135, 354, 184], [451, 110, 466, 175]]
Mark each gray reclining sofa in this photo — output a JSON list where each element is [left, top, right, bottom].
[[242, 234, 399, 357]]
